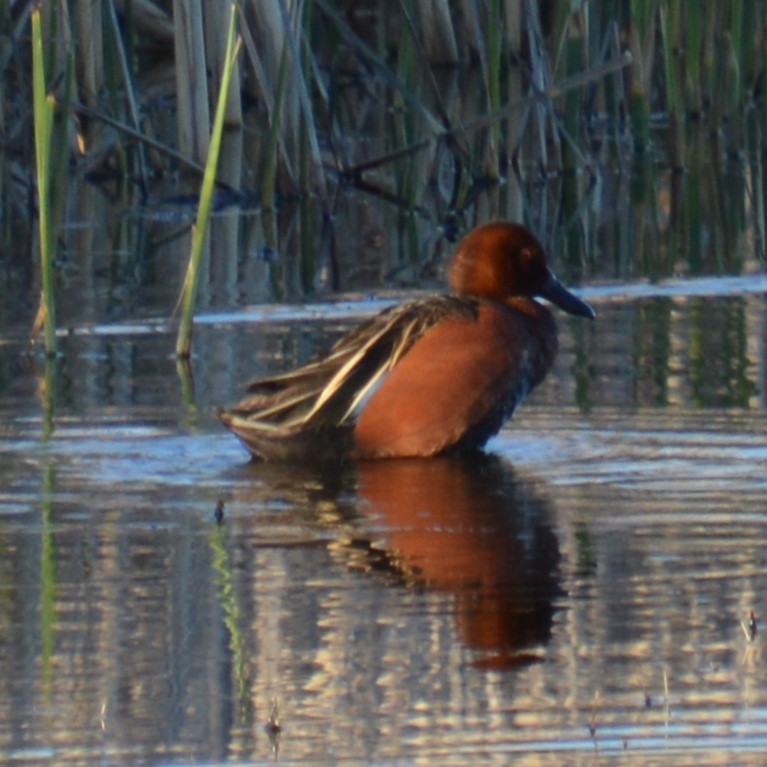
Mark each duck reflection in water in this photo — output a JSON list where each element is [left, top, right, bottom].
[[353, 454, 561, 670]]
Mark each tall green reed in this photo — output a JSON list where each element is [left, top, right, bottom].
[[32, 8, 57, 357], [176, 2, 241, 358]]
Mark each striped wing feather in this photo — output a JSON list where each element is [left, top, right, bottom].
[[224, 295, 476, 431]]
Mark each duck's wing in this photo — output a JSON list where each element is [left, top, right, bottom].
[[220, 295, 477, 431]]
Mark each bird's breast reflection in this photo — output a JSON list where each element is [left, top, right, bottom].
[[353, 455, 562, 670]]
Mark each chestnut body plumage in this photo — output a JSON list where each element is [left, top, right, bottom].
[[218, 221, 595, 460]]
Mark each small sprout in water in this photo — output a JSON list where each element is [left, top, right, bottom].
[[644, 692, 652, 708], [587, 690, 599, 740], [265, 698, 281, 735], [740, 610, 758, 643], [214, 499, 225, 525], [265, 697, 282, 758]]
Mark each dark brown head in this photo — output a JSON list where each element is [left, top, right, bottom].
[[448, 221, 595, 319]]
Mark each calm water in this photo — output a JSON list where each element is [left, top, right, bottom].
[[3, 15, 767, 757], [2, 282, 767, 766]]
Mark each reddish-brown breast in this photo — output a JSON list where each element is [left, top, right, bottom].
[[352, 221, 593, 459], [352, 297, 558, 458]]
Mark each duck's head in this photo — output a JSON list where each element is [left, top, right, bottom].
[[448, 221, 595, 319]]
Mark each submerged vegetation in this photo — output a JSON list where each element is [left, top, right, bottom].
[[4, 1, 767, 338]]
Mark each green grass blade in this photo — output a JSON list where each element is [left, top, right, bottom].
[[176, 2, 241, 359]]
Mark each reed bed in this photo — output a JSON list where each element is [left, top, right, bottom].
[[10, 1, 767, 343], [13, 2, 759, 188]]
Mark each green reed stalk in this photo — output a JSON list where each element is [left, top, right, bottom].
[[260, 42, 289, 211], [482, 0, 503, 176], [474, 4, 497, 171], [659, 3, 681, 117], [486, 0, 502, 110], [284, 0, 326, 201], [32, 8, 57, 357], [558, 5, 587, 173], [708, 6, 731, 127], [392, 1, 419, 212], [105, 0, 149, 193], [729, 0, 745, 102], [659, 1, 685, 168], [725, 0, 745, 154], [298, 2, 314, 207], [701, 3, 718, 122], [628, 0, 657, 151], [682, 135, 703, 271], [176, 3, 241, 359], [684, 0, 702, 115], [741, 1, 760, 97]]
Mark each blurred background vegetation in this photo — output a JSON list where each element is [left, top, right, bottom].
[[2, 0, 767, 330]]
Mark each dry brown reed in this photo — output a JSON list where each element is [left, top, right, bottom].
[[15, 2, 761, 199]]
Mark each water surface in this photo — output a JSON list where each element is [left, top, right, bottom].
[[2, 288, 767, 765]]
